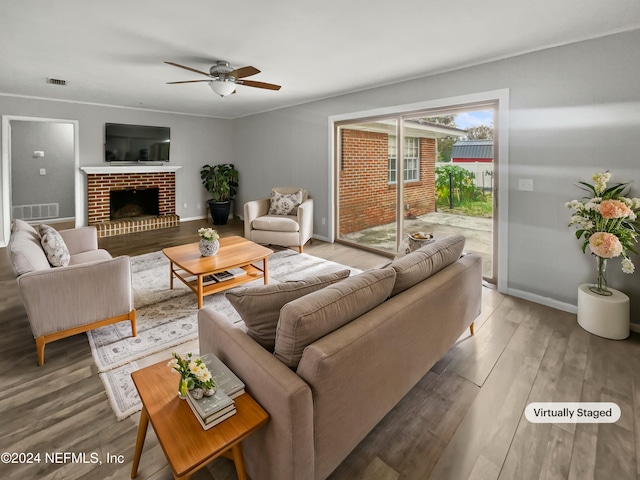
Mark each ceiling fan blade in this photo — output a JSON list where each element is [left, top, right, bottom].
[[166, 80, 211, 84], [228, 66, 260, 79], [164, 61, 211, 77], [240, 79, 281, 91]]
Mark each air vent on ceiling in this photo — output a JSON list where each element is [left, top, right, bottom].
[[47, 78, 67, 86]]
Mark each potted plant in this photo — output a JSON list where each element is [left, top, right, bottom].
[[200, 163, 238, 225]]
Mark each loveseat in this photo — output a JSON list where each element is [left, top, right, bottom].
[[6, 219, 136, 365], [198, 235, 482, 480]]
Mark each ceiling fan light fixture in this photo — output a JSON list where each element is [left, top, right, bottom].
[[209, 79, 236, 97]]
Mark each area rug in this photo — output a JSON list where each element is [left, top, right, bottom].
[[90, 248, 360, 420]]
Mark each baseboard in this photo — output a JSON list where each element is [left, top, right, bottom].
[[507, 288, 578, 314], [508, 287, 640, 333], [179, 215, 208, 222], [312, 233, 330, 243]]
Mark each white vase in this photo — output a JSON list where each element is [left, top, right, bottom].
[[199, 239, 220, 256]]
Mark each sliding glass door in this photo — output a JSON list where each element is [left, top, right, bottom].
[[335, 102, 497, 283]]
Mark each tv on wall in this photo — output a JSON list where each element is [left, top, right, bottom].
[[105, 123, 170, 162]]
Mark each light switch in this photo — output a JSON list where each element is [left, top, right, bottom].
[[39, 168, 46, 176], [518, 178, 533, 191]]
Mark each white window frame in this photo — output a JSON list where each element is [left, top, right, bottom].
[[388, 136, 419, 184]]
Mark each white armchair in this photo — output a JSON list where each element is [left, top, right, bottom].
[[244, 187, 313, 253]]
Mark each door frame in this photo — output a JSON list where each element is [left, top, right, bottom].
[[1, 115, 81, 247], [328, 89, 509, 292]]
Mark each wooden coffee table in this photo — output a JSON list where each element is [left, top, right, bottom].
[[163, 236, 274, 308], [130, 360, 269, 480]]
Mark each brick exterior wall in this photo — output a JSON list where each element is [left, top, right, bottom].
[[338, 129, 436, 234], [86, 172, 179, 237]]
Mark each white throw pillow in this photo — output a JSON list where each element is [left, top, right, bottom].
[[39, 224, 70, 267], [268, 189, 303, 216]]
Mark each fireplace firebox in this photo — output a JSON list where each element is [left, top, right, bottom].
[[110, 188, 159, 220]]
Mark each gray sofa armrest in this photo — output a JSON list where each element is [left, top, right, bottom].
[[243, 197, 270, 239], [198, 308, 314, 480], [59, 226, 99, 254], [17, 255, 134, 338]]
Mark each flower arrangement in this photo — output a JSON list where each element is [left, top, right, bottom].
[[566, 171, 640, 294], [198, 227, 220, 242], [168, 352, 215, 398]]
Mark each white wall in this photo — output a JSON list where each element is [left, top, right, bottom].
[[233, 29, 640, 322], [0, 96, 233, 232]]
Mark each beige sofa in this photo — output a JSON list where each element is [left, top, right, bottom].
[[198, 235, 482, 480], [6, 219, 136, 365]]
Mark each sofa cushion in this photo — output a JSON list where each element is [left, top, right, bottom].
[[39, 224, 71, 267], [269, 189, 304, 215], [389, 235, 465, 297], [274, 267, 396, 369], [69, 249, 113, 265], [226, 269, 351, 351], [7, 229, 51, 276], [252, 215, 300, 232]]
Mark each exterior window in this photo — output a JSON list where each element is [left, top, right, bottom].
[[388, 136, 419, 183]]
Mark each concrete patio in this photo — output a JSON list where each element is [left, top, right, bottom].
[[340, 211, 493, 278]]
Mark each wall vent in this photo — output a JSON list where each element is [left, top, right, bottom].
[[47, 78, 67, 86], [12, 203, 59, 220]]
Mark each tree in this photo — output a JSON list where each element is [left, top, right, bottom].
[[427, 115, 459, 162], [465, 125, 493, 139]]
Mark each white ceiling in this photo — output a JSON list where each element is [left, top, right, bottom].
[[2, 1, 640, 119]]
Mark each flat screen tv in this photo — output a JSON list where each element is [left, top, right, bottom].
[[105, 123, 170, 162]]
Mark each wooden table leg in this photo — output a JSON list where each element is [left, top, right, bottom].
[[197, 275, 204, 309], [263, 257, 269, 284], [230, 444, 248, 480], [169, 261, 174, 289], [131, 407, 149, 478]]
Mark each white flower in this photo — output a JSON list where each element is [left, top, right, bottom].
[[167, 358, 178, 370], [622, 258, 635, 274], [584, 201, 600, 212]]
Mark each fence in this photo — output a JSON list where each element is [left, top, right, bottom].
[[435, 162, 494, 191]]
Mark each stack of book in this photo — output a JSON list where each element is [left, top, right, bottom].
[[203, 268, 248, 284], [185, 353, 246, 430]]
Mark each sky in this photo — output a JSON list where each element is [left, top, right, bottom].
[[454, 110, 493, 129]]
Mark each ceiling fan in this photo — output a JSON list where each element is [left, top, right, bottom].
[[165, 60, 281, 97]]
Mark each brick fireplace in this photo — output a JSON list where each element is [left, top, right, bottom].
[[81, 166, 181, 237]]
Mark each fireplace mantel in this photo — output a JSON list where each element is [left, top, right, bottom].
[[81, 165, 182, 174]]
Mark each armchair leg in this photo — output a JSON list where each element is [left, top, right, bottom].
[[469, 322, 475, 335], [299, 246, 303, 253], [34, 309, 137, 366], [130, 309, 137, 337], [36, 337, 45, 366]]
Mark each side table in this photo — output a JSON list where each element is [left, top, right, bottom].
[[130, 360, 268, 480], [577, 283, 630, 340]]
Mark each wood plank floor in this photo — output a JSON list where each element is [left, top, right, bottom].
[[1, 218, 638, 480]]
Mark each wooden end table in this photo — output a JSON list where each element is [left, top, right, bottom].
[[163, 236, 274, 308], [130, 360, 269, 480]]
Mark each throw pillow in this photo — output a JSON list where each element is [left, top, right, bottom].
[[388, 235, 465, 297], [274, 267, 396, 369], [39, 224, 71, 267], [226, 269, 351, 351], [268, 189, 304, 215]]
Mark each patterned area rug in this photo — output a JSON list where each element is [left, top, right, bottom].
[[90, 249, 360, 420]]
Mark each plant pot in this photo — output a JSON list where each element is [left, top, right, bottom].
[[199, 239, 220, 256], [208, 200, 231, 225]]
